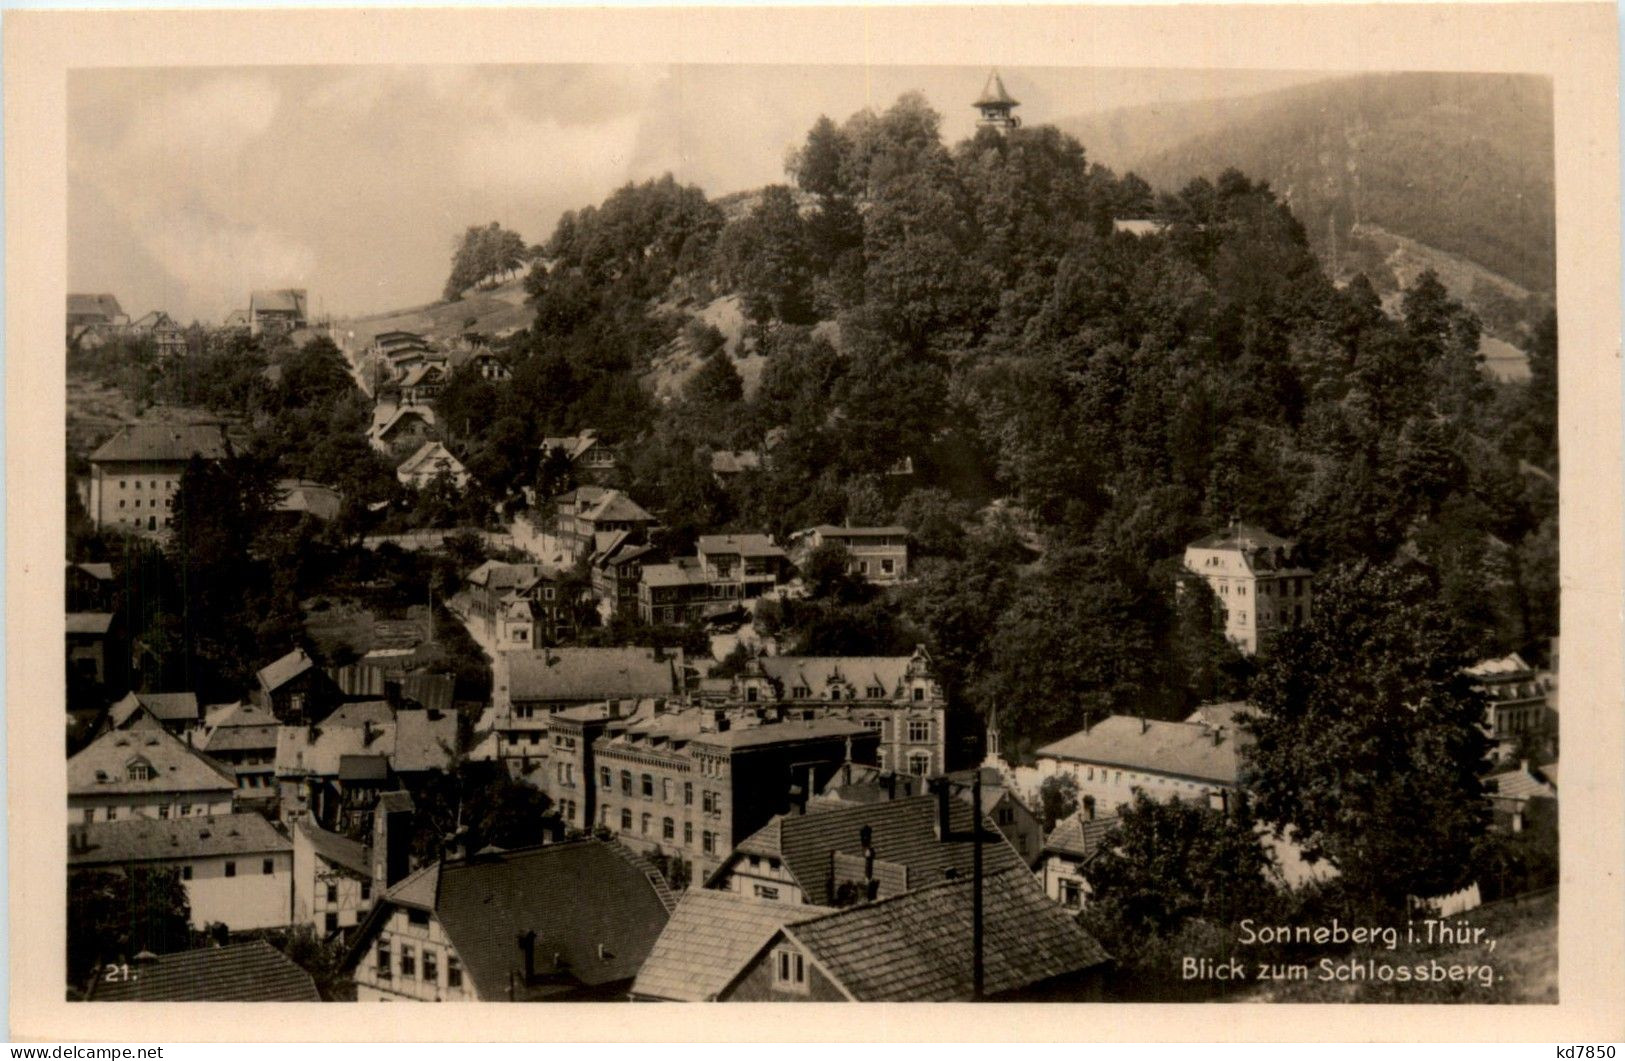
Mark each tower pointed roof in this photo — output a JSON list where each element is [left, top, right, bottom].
[[975, 71, 1019, 108]]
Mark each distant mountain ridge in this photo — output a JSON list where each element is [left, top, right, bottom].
[[1059, 72, 1555, 299]]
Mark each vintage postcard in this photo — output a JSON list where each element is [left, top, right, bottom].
[[7, 2, 1622, 1043]]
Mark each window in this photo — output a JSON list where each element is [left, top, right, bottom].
[[641, 812, 651, 836], [773, 947, 807, 993], [263, 858, 275, 875], [448, 957, 462, 989], [621, 809, 633, 831], [119, 500, 126, 509], [120, 480, 127, 489], [423, 951, 438, 985], [376, 942, 392, 979], [996, 806, 1015, 826], [792, 685, 810, 698], [325, 912, 339, 933], [881, 558, 895, 575], [754, 885, 780, 901], [620, 771, 632, 795], [907, 720, 931, 743], [600, 767, 611, 788], [82, 808, 94, 824], [866, 686, 885, 699], [225, 861, 237, 878], [702, 832, 716, 855], [642, 774, 654, 799], [126, 759, 153, 782], [913, 687, 925, 702], [158, 804, 170, 820], [862, 718, 884, 734], [908, 753, 931, 777], [662, 817, 675, 841], [746, 687, 759, 703], [361, 881, 372, 902], [180, 804, 191, 817], [407, 909, 429, 926], [1060, 880, 1083, 909], [684, 822, 693, 846], [663, 779, 675, 803], [703, 791, 717, 814], [181, 865, 193, 881], [327, 883, 339, 904], [400, 945, 416, 979]]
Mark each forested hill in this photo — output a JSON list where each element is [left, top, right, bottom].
[[1059, 73, 1555, 303]]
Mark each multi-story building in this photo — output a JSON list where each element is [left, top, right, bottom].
[[587, 709, 878, 883], [540, 429, 619, 486], [1182, 523, 1313, 655], [68, 812, 294, 932], [790, 525, 911, 585], [589, 533, 656, 618], [69, 727, 236, 824], [487, 646, 687, 772], [1467, 652, 1557, 757], [553, 486, 659, 559], [1034, 713, 1249, 820], [248, 288, 308, 336], [726, 646, 947, 776], [84, 422, 231, 534], [292, 818, 375, 936], [637, 534, 792, 625], [460, 560, 574, 648], [344, 839, 675, 1002]]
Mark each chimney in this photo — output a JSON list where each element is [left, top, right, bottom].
[[363, 720, 381, 747], [1083, 795, 1096, 821], [1212, 725, 1223, 747], [859, 825, 879, 902]]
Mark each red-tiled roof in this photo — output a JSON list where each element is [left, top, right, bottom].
[[88, 941, 318, 1002]]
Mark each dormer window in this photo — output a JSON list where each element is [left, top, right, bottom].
[[125, 758, 153, 782]]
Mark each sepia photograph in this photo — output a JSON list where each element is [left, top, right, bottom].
[[9, 1, 1623, 1044]]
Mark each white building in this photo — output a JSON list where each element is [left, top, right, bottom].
[[69, 727, 236, 824], [1183, 523, 1313, 655], [292, 819, 375, 936], [1034, 713, 1247, 819], [68, 813, 294, 932]]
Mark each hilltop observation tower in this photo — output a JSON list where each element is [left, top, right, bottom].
[[974, 70, 1021, 132]]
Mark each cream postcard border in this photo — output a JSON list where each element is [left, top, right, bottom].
[[7, 2, 1621, 1042]]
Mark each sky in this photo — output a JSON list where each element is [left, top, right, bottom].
[[69, 64, 1326, 323]]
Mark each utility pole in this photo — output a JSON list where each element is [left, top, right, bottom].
[[972, 772, 984, 1001]]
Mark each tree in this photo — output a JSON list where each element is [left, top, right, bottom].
[[1085, 793, 1274, 935], [67, 868, 192, 993], [1244, 560, 1493, 913], [444, 222, 529, 300], [684, 352, 744, 408], [1038, 773, 1079, 831]]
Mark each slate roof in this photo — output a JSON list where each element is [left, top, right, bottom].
[[1185, 701, 1256, 729], [1044, 813, 1120, 860], [631, 890, 835, 1001], [110, 691, 199, 726], [89, 422, 229, 464], [66, 613, 114, 636], [329, 668, 455, 712], [68, 293, 126, 320], [772, 866, 1108, 1001], [69, 813, 290, 867], [698, 533, 784, 559], [974, 71, 1019, 108], [257, 647, 316, 693], [88, 940, 319, 1002], [250, 289, 307, 316], [466, 560, 557, 594], [196, 702, 281, 753], [295, 819, 372, 878], [69, 728, 236, 798], [1186, 523, 1296, 552], [354, 841, 675, 1000], [503, 647, 683, 704], [275, 706, 457, 778], [755, 656, 916, 697], [1035, 715, 1249, 785], [721, 794, 1027, 906], [583, 491, 654, 524]]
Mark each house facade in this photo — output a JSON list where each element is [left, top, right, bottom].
[[69, 727, 236, 823], [554, 487, 658, 559], [637, 534, 791, 625], [726, 647, 947, 777], [292, 819, 375, 936], [541, 429, 618, 485], [249, 289, 308, 336], [791, 525, 911, 584], [396, 441, 471, 490], [68, 813, 294, 932], [1182, 523, 1313, 655], [84, 422, 230, 534], [194, 702, 282, 808], [1034, 713, 1248, 819]]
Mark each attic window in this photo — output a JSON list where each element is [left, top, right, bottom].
[[126, 758, 154, 782], [772, 947, 808, 993]]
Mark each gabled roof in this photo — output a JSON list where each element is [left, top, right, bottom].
[[583, 491, 655, 524], [275, 705, 457, 778], [89, 422, 229, 464], [1035, 715, 1249, 786], [196, 702, 281, 754], [70, 812, 289, 867], [68, 293, 125, 319], [540, 431, 603, 461], [718, 794, 1027, 907], [257, 647, 317, 694], [754, 655, 917, 697], [87, 940, 319, 1002], [632, 890, 835, 1001], [353, 841, 675, 1000], [250, 289, 307, 316], [640, 558, 709, 588], [1184, 701, 1256, 729], [397, 441, 467, 479], [769, 866, 1108, 1001], [1487, 762, 1558, 801], [371, 405, 436, 442], [807, 524, 909, 538], [275, 479, 342, 522], [399, 362, 446, 389], [69, 728, 235, 797], [503, 646, 683, 704], [109, 691, 199, 727], [1044, 813, 1120, 860], [974, 71, 1019, 108], [689, 717, 870, 752]]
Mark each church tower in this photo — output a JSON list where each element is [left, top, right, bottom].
[[974, 70, 1021, 132]]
